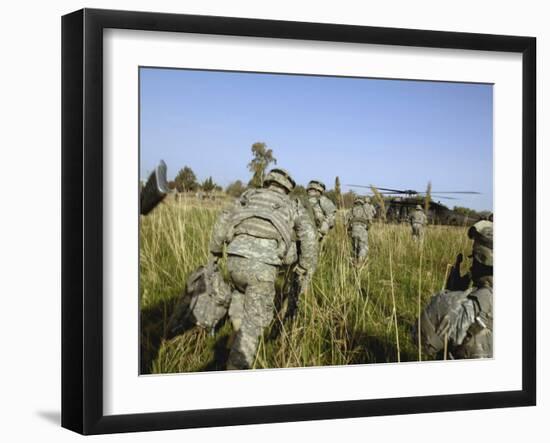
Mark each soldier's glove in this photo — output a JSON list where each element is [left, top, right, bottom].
[[446, 253, 471, 291]]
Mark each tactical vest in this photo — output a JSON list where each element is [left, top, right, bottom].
[[228, 188, 294, 252], [349, 205, 372, 226], [320, 196, 337, 218], [411, 210, 426, 225], [307, 196, 324, 228]]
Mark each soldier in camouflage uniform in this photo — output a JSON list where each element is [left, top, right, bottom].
[[410, 204, 428, 241], [416, 220, 493, 359], [306, 180, 337, 242], [209, 168, 318, 370], [346, 196, 376, 264]]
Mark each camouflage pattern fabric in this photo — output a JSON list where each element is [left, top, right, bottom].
[[225, 256, 278, 369], [346, 203, 375, 263], [350, 224, 369, 263], [167, 262, 232, 335], [417, 283, 493, 359], [308, 195, 337, 240], [410, 209, 427, 240], [210, 187, 318, 270], [207, 183, 318, 369], [468, 220, 493, 266], [213, 188, 318, 271]]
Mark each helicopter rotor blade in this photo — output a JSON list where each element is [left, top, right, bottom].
[[430, 191, 481, 194], [375, 186, 411, 193], [345, 184, 372, 189], [436, 196, 458, 200], [414, 193, 458, 201]]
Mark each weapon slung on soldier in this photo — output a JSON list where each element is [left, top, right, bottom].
[[445, 253, 471, 291]]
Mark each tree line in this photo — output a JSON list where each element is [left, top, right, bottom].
[[169, 142, 362, 208]]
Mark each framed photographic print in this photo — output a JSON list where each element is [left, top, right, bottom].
[[61, 8, 536, 435]]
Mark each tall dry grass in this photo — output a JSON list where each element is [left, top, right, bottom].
[[140, 196, 471, 373]]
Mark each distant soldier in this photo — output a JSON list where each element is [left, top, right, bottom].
[[206, 168, 318, 370], [410, 204, 428, 241], [306, 180, 337, 242], [416, 220, 493, 359], [347, 196, 376, 264], [140, 160, 169, 215]]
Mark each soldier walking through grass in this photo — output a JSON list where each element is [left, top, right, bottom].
[[306, 180, 337, 242], [410, 204, 427, 241], [347, 196, 376, 265], [208, 168, 318, 369], [416, 220, 493, 359]]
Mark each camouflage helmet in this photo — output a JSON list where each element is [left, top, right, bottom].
[[354, 196, 364, 205], [416, 204, 422, 210], [307, 180, 326, 194], [264, 168, 295, 192], [468, 220, 493, 266]]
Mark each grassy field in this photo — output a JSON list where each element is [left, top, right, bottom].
[[140, 196, 473, 374]]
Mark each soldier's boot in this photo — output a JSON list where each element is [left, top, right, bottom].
[[226, 324, 261, 370], [351, 237, 359, 263], [359, 235, 369, 263]]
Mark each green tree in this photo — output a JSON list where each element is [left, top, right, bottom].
[[226, 180, 247, 198], [174, 166, 198, 192], [453, 206, 478, 218], [247, 142, 277, 188], [342, 190, 357, 209], [201, 176, 216, 193]]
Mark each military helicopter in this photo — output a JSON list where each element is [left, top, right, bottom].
[[345, 183, 484, 226]]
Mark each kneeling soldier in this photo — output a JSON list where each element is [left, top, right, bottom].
[[416, 220, 493, 359]]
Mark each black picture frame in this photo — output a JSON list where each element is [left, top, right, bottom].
[[61, 8, 536, 435]]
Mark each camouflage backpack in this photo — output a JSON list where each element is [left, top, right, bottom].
[[168, 262, 232, 334], [319, 195, 337, 218]]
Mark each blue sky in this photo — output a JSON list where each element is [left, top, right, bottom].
[[140, 68, 493, 211]]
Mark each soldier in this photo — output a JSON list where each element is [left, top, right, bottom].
[[208, 168, 318, 370], [416, 220, 493, 359], [410, 204, 428, 241], [346, 196, 376, 264], [306, 180, 337, 242]]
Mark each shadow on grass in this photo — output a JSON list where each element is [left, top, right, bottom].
[[141, 292, 235, 373], [200, 332, 232, 371], [343, 329, 419, 365], [140, 294, 180, 374]]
